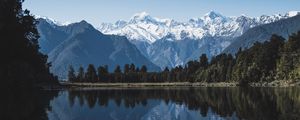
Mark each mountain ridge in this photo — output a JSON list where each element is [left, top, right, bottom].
[[37, 19, 160, 79], [98, 11, 299, 44], [37, 11, 300, 70]]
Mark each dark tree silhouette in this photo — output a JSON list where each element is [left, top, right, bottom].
[[85, 64, 97, 82], [140, 65, 147, 73], [77, 66, 85, 82], [68, 65, 76, 82], [124, 64, 130, 74], [0, 0, 58, 89]]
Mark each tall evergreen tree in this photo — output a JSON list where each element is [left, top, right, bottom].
[[68, 65, 76, 82], [77, 66, 85, 82], [114, 65, 122, 73], [124, 64, 130, 74], [164, 67, 170, 72], [135, 67, 140, 72], [199, 54, 209, 68], [97, 65, 109, 82], [141, 65, 147, 73], [0, 0, 58, 89], [85, 64, 97, 82], [114, 65, 122, 82], [129, 64, 136, 72]]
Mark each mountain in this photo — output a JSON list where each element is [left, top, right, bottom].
[[98, 11, 297, 44], [37, 18, 68, 54], [37, 19, 160, 79], [98, 11, 299, 69], [223, 14, 300, 54]]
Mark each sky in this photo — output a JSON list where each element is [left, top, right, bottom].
[[23, 0, 300, 26]]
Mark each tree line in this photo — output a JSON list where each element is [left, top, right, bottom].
[[68, 32, 300, 85], [1, 0, 58, 89]]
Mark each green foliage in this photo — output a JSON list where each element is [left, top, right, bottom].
[[199, 54, 209, 68], [0, 0, 58, 89], [196, 54, 235, 83], [276, 32, 300, 81], [194, 33, 298, 85]]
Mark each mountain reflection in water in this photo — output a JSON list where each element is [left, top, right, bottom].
[[1, 87, 300, 120], [47, 87, 300, 120]]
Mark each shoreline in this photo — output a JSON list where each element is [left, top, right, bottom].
[[61, 82, 238, 88], [60, 81, 300, 88]]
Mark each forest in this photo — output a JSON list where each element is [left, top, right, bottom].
[[1, 1, 59, 119], [0, 0, 58, 89], [68, 32, 300, 86]]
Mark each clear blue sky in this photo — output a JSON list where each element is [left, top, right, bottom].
[[23, 0, 300, 26]]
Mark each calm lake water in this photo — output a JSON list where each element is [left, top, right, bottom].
[[3, 87, 300, 120]]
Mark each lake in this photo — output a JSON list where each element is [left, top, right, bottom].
[[2, 87, 300, 120]]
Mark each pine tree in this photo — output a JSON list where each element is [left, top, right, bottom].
[[77, 66, 85, 82], [114, 65, 122, 82], [129, 63, 136, 72], [141, 65, 147, 73], [68, 65, 76, 82], [124, 64, 130, 74], [135, 67, 140, 72], [164, 67, 170, 72], [114, 65, 122, 73], [85, 64, 97, 82], [98, 65, 109, 82], [199, 54, 208, 68]]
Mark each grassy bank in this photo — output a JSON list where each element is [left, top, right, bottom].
[[60, 80, 300, 88], [249, 80, 300, 87], [61, 82, 238, 88]]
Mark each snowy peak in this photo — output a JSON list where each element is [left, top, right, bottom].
[[203, 11, 226, 20], [128, 12, 176, 26], [35, 16, 71, 27], [98, 10, 298, 44], [286, 11, 300, 17], [202, 11, 229, 25], [129, 12, 156, 23], [131, 12, 150, 20]]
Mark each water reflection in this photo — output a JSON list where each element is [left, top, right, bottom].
[[48, 87, 300, 120], [0, 90, 59, 120]]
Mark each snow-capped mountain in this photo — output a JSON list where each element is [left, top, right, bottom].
[[223, 14, 300, 54], [37, 18, 160, 79], [98, 11, 299, 44], [36, 16, 71, 27], [37, 11, 300, 70], [98, 11, 299, 69]]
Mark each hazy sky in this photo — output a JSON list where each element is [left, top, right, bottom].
[[23, 0, 300, 26]]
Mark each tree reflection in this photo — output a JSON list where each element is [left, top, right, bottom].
[[67, 87, 300, 120], [1, 90, 59, 120]]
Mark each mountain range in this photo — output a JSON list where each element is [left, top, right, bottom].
[[37, 19, 160, 79], [36, 11, 300, 78], [224, 14, 300, 54], [98, 11, 300, 69]]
